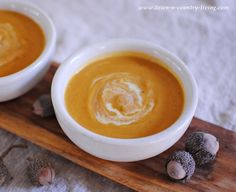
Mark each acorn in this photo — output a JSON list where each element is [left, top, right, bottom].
[[27, 156, 55, 186], [165, 151, 195, 182], [32, 94, 54, 117], [185, 132, 219, 166], [0, 144, 27, 186], [0, 158, 12, 186]]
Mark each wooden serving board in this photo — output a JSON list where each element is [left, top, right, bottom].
[[0, 64, 235, 192]]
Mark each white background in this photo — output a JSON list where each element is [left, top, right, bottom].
[[20, 0, 236, 131]]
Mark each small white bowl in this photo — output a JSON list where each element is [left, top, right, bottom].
[[52, 39, 198, 162], [0, 1, 56, 102]]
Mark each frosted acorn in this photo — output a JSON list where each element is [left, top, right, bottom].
[[27, 156, 55, 186], [0, 158, 11, 186], [0, 144, 27, 186], [165, 151, 195, 182], [185, 132, 219, 166], [33, 94, 54, 117]]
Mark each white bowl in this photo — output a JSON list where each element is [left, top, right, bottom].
[[52, 39, 198, 162], [0, 1, 56, 102]]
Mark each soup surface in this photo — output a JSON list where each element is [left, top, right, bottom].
[[0, 10, 45, 77], [65, 52, 184, 138]]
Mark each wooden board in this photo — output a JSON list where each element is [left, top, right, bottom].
[[0, 64, 235, 192]]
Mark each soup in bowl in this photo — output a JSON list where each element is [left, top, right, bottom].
[[65, 52, 184, 139], [0, 2, 56, 102], [52, 39, 198, 162]]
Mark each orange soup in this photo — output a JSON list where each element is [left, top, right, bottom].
[[0, 10, 45, 77], [65, 52, 184, 138]]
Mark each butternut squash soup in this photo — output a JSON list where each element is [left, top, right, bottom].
[[0, 10, 45, 77], [65, 52, 184, 138]]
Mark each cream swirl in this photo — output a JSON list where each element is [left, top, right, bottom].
[[0, 23, 24, 67], [88, 73, 154, 126]]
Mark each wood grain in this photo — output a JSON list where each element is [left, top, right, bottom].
[[0, 64, 235, 192]]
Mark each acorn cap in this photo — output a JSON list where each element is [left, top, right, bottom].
[[185, 132, 219, 166], [33, 94, 54, 117], [0, 144, 26, 186], [27, 157, 55, 186], [165, 151, 195, 182], [0, 159, 12, 186]]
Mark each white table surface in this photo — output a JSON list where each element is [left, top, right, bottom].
[[0, 0, 235, 191]]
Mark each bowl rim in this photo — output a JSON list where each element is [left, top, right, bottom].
[[52, 39, 198, 145], [0, 1, 56, 81]]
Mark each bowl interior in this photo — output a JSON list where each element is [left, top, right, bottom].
[[52, 40, 198, 143], [0, 2, 53, 43], [0, 1, 56, 80]]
